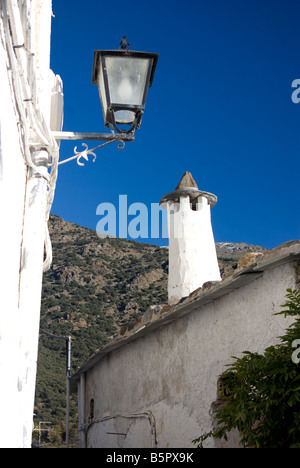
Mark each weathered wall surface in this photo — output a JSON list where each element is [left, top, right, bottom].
[[0, 0, 61, 447], [0, 3, 28, 447], [82, 261, 298, 448]]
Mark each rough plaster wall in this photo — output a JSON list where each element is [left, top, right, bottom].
[[85, 262, 297, 448], [0, 14, 27, 447], [87, 415, 154, 449]]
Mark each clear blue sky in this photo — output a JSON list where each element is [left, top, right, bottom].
[[50, 0, 300, 249]]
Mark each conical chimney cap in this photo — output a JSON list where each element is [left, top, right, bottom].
[[175, 171, 198, 190], [160, 171, 217, 207]]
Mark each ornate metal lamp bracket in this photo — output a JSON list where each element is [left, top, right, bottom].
[[51, 131, 134, 167]]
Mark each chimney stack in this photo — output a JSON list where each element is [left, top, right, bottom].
[[161, 172, 221, 305]]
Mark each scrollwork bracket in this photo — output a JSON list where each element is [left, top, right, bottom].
[[57, 139, 126, 166]]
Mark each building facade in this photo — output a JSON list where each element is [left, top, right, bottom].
[[71, 242, 300, 448]]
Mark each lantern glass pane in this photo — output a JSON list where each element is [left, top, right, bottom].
[[105, 56, 150, 107], [114, 110, 135, 124], [98, 62, 107, 120]]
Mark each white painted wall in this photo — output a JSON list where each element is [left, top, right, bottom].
[[81, 261, 298, 448], [0, 0, 61, 448], [0, 12, 27, 446]]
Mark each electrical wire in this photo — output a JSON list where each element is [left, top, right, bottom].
[[79, 411, 157, 447], [2, 0, 60, 272], [39, 328, 69, 341]]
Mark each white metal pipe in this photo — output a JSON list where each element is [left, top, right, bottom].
[[66, 336, 71, 448], [7, 0, 26, 49], [53, 131, 135, 141]]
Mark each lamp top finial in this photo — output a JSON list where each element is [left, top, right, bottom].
[[120, 36, 130, 50]]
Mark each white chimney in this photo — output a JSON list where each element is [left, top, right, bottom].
[[161, 172, 221, 305]]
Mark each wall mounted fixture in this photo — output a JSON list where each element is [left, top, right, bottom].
[[53, 37, 159, 166]]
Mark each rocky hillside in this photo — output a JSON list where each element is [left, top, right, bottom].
[[34, 214, 268, 446]]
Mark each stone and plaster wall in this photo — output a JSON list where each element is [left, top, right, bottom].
[[79, 253, 299, 448]]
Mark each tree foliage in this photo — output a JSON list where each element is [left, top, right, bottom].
[[193, 289, 300, 448]]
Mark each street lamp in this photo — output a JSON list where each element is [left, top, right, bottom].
[[92, 46, 159, 134], [53, 38, 159, 165]]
